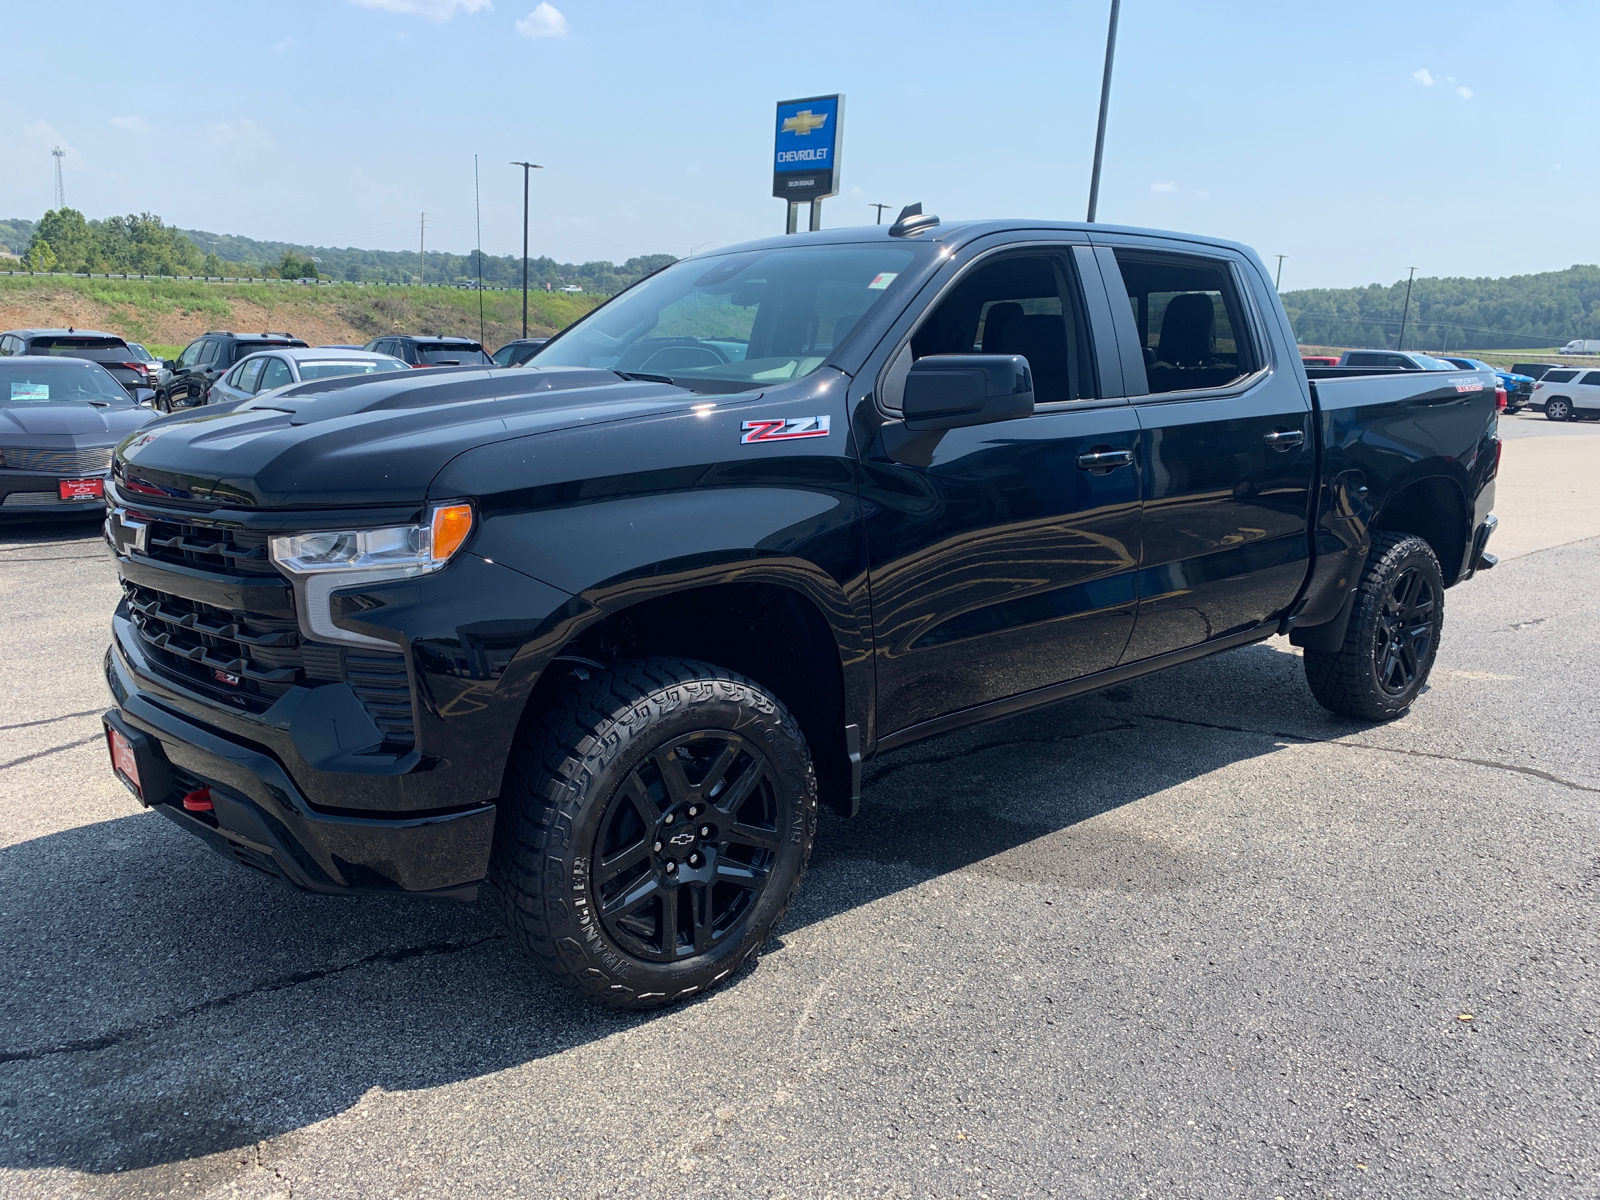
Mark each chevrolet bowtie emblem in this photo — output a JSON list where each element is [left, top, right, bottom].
[[781, 109, 828, 136]]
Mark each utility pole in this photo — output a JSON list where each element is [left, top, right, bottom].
[[474, 155, 485, 345], [1085, 0, 1122, 222], [1397, 266, 1418, 351], [51, 147, 65, 210], [870, 203, 891, 225], [419, 213, 426, 286], [1274, 255, 1286, 290], [511, 161, 543, 339]]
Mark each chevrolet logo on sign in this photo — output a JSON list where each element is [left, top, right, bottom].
[[781, 109, 829, 136]]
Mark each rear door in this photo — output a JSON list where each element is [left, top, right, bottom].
[[859, 238, 1144, 738], [1094, 239, 1314, 661]]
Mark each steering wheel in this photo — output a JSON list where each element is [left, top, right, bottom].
[[638, 343, 729, 372]]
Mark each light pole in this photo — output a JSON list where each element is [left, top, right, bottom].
[[1085, 0, 1122, 223], [1397, 266, 1418, 351], [511, 161, 543, 339], [870, 203, 891, 225], [1274, 255, 1286, 290]]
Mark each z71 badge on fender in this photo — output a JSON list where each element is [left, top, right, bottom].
[[741, 416, 831, 444]]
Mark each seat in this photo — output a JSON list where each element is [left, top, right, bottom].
[[1155, 293, 1215, 367], [984, 310, 1070, 402], [980, 303, 1025, 354]]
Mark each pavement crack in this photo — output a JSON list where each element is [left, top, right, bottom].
[[0, 734, 103, 772], [0, 933, 510, 1065], [1138, 713, 1600, 796], [0, 707, 104, 733], [864, 721, 1140, 787]]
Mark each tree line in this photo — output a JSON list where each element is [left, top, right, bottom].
[[3, 209, 678, 295], [1281, 264, 1600, 350]]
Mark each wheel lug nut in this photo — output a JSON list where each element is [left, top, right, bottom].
[[689, 854, 700, 866], [688, 806, 698, 817], [665, 861, 677, 875], [653, 841, 663, 853], [700, 825, 711, 837], [663, 813, 674, 825]]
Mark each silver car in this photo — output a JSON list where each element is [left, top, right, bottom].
[[206, 348, 410, 406]]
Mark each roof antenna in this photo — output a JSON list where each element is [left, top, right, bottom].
[[888, 203, 939, 238]]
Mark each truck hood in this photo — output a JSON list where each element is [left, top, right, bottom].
[[113, 367, 713, 509]]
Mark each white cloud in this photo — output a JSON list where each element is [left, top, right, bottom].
[[515, 2, 568, 38], [111, 116, 150, 133], [1456, 86, 1473, 99], [350, 0, 491, 20], [208, 120, 276, 151], [1412, 68, 1435, 86], [273, 35, 297, 51], [1150, 181, 1178, 194]]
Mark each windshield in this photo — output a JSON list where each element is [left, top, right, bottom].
[[416, 344, 492, 365], [297, 358, 409, 380], [127, 343, 155, 362], [530, 245, 919, 392], [0, 359, 135, 405]]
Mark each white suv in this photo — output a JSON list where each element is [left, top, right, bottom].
[[1532, 367, 1600, 421]]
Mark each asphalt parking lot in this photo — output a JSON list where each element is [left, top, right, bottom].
[[3, 412, 1598, 1200]]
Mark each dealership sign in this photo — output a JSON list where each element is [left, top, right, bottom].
[[772, 95, 843, 203]]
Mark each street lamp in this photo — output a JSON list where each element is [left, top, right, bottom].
[[1086, 0, 1122, 222], [510, 161, 544, 339]]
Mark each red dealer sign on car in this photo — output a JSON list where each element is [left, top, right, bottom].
[[58, 478, 104, 500]]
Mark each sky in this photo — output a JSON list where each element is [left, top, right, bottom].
[[0, 0, 1592, 290]]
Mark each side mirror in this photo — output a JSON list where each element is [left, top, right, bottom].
[[163, 359, 177, 371], [901, 354, 1034, 431]]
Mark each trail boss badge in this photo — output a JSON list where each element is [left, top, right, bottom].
[[740, 416, 831, 444]]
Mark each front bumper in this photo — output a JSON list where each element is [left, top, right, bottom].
[[0, 468, 108, 514], [104, 641, 494, 900]]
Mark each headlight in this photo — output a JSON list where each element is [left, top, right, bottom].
[[270, 503, 473, 648]]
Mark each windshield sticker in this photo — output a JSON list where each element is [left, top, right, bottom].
[[10, 383, 48, 401], [867, 272, 898, 289], [741, 416, 831, 444]]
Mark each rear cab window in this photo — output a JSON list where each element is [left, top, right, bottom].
[[1111, 251, 1259, 394]]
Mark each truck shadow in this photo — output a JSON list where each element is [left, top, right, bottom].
[[0, 639, 1365, 1181]]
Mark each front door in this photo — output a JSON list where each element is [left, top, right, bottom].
[[1094, 243, 1314, 660], [859, 247, 1143, 738]]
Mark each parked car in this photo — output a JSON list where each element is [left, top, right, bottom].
[[156, 332, 309, 412], [102, 217, 1499, 1010], [491, 338, 549, 366], [0, 328, 157, 402], [1531, 367, 1600, 420], [1337, 349, 1456, 370], [206, 348, 411, 406], [1511, 362, 1560, 380], [1558, 339, 1600, 355], [1300, 355, 1340, 367], [126, 343, 170, 390], [0, 356, 153, 514], [1439, 357, 1534, 412], [363, 336, 492, 366]]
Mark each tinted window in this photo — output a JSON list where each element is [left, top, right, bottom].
[[178, 340, 207, 367], [258, 357, 294, 391], [0, 359, 134, 405], [1581, 372, 1600, 386], [907, 253, 1093, 404], [28, 336, 126, 355], [1345, 352, 1380, 366], [532, 245, 919, 391], [1543, 370, 1578, 383], [1113, 252, 1257, 393], [296, 358, 409, 380], [415, 343, 492, 365], [197, 340, 221, 366], [234, 340, 302, 360], [237, 357, 268, 393], [492, 344, 519, 366]]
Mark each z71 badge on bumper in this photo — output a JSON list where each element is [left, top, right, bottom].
[[741, 416, 831, 444]]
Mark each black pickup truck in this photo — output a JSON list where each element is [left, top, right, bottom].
[[100, 215, 1500, 1009]]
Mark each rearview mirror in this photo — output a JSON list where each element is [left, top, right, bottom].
[[901, 354, 1034, 431]]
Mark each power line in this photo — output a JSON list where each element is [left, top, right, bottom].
[[870, 203, 891, 225]]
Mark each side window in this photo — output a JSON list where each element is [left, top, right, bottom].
[[199, 340, 223, 366], [258, 357, 294, 391], [1111, 251, 1259, 394], [0, 336, 15, 356], [178, 340, 207, 368], [1581, 372, 1600, 387], [1345, 353, 1377, 366], [223, 362, 244, 388], [902, 252, 1094, 405], [237, 357, 267, 393]]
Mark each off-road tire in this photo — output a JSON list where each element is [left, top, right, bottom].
[[489, 658, 817, 1010], [1546, 397, 1571, 421], [1303, 531, 1444, 721]]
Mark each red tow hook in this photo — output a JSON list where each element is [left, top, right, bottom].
[[181, 787, 214, 812]]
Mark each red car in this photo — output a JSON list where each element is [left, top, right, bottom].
[[1301, 355, 1340, 367]]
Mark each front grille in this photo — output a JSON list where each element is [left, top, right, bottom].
[[0, 446, 113, 474], [3, 490, 101, 507], [140, 517, 278, 577], [122, 577, 415, 748]]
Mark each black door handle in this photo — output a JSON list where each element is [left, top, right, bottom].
[[1076, 449, 1134, 471], [1263, 428, 1305, 451]]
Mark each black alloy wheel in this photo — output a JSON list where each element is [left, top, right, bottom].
[[490, 658, 816, 1009], [1303, 531, 1445, 721], [592, 731, 780, 963], [154, 391, 170, 414], [1372, 565, 1436, 698], [1546, 397, 1571, 421]]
